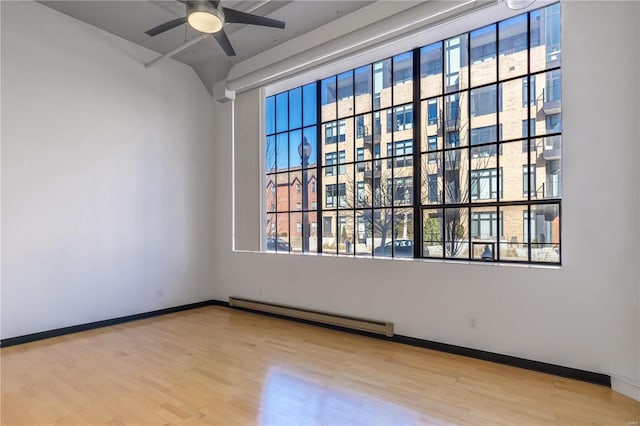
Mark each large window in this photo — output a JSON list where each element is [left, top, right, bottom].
[[265, 3, 561, 264]]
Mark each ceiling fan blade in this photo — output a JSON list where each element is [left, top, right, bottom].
[[223, 8, 286, 29], [212, 29, 236, 57], [145, 17, 188, 37]]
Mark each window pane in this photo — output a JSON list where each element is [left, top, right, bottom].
[[393, 208, 414, 257], [444, 34, 468, 93], [499, 79, 526, 141], [338, 214, 355, 255], [355, 210, 373, 256], [338, 166, 354, 209], [420, 42, 443, 99], [444, 148, 469, 204], [275, 92, 288, 133], [306, 211, 318, 253], [302, 83, 317, 127], [302, 126, 317, 168], [373, 160, 390, 207], [355, 162, 372, 208], [266, 96, 275, 135], [532, 136, 562, 198], [421, 97, 443, 152], [531, 3, 561, 73], [422, 209, 443, 257], [276, 213, 290, 251], [421, 153, 442, 205], [266, 175, 276, 212], [302, 167, 317, 211], [338, 117, 354, 163], [290, 212, 303, 252], [266, 135, 276, 172], [354, 65, 372, 114], [321, 77, 337, 122], [499, 14, 528, 79], [289, 87, 302, 130], [373, 59, 392, 110], [393, 52, 413, 105], [355, 113, 373, 159], [322, 172, 336, 209], [529, 203, 560, 263], [289, 171, 302, 211], [266, 213, 277, 248], [443, 207, 469, 259], [337, 71, 354, 118], [276, 173, 289, 212], [322, 211, 337, 254], [470, 24, 497, 87], [470, 206, 498, 261], [289, 129, 302, 169], [444, 92, 468, 147], [499, 205, 528, 261], [499, 141, 528, 202], [276, 133, 288, 171], [373, 209, 393, 257]]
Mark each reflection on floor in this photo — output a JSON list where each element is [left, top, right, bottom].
[[260, 368, 424, 425]]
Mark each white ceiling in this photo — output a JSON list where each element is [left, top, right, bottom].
[[39, 0, 374, 92]]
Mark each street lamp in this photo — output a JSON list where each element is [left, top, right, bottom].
[[298, 137, 312, 252]]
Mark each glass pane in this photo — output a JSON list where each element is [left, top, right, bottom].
[[266, 96, 275, 135], [266, 213, 277, 250], [302, 167, 318, 211], [306, 211, 318, 253], [499, 79, 527, 142], [290, 212, 303, 253], [289, 171, 302, 211], [539, 70, 562, 127], [422, 208, 443, 257], [276, 173, 289, 212], [421, 97, 443, 152], [530, 3, 561, 73], [355, 113, 373, 159], [373, 209, 393, 257], [373, 111, 384, 158], [393, 159, 413, 207], [373, 59, 392, 110], [470, 158, 499, 203], [337, 71, 354, 119], [499, 205, 528, 262], [533, 136, 562, 198], [276, 213, 290, 252], [470, 24, 497, 87], [470, 206, 498, 261], [443, 207, 469, 259], [321, 76, 337, 122], [420, 42, 443, 99], [443, 148, 468, 204], [289, 129, 302, 169], [275, 92, 288, 133], [499, 141, 528, 202], [393, 52, 413, 105], [322, 121, 337, 159], [321, 211, 338, 254], [322, 171, 336, 209], [529, 203, 560, 263], [421, 153, 442, 205], [338, 214, 355, 255], [265, 174, 276, 212], [499, 14, 528, 79], [276, 133, 288, 171], [373, 160, 390, 207], [444, 92, 468, 147], [470, 84, 499, 121], [444, 34, 468, 93], [302, 126, 317, 168], [355, 161, 372, 208], [289, 87, 302, 130], [338, 164, 354, 209], [338, 117, 354, 163], [302, 83, 317, 127], [266, 135, 276, 172], [354, 65, 372, 114], [393, 208, 414, 257], [355, 210, 373, 256]]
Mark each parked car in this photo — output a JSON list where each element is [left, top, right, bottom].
[[266, 237, 290, 252], [374, 239, 414, 257]]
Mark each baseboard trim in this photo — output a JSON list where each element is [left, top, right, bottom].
[[223, 299, 611, 388], [0, 300, 219, 348]]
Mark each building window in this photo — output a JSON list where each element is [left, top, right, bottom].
[[265, 3, 561, 263]]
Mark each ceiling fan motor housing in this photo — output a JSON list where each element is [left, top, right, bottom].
[[187, 1, 225, 33]]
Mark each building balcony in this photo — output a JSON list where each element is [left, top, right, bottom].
[[542, 88, 561, 115], [543, 135, 561, 160]]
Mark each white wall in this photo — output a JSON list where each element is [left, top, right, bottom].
[[213, 0, 640, 386], [1, 1, 216, 339]]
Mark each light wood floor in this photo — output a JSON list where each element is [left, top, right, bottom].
[[1, 306, 638, 425]]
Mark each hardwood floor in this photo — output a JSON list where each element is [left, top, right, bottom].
[[1, 306, 638, 425]]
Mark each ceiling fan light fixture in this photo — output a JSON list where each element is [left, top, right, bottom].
[[187, 3, 224, 33]]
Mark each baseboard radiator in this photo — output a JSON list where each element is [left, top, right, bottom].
[[229, 297, 394, 337]]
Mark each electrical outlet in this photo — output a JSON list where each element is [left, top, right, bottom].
[[468, 317, 477, 329]]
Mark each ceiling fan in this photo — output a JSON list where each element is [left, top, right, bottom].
[[145, 0, 286, 57]]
